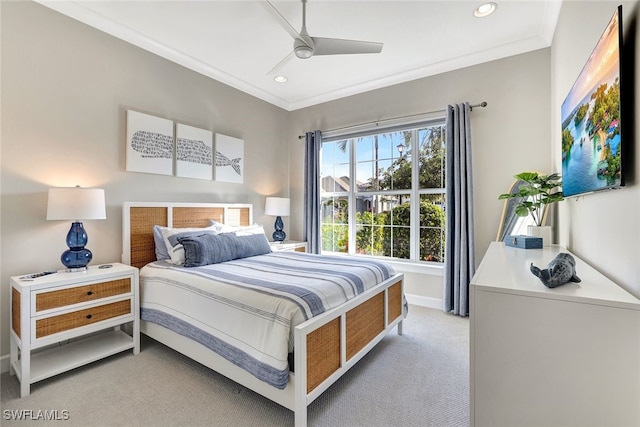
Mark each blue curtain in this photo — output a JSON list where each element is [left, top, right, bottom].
[[304, 131, 322, 254], [443, 103, 475, 317]]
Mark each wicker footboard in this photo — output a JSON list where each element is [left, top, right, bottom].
[[303, 279, 404, 394]]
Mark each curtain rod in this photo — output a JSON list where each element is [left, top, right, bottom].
[[297, 101, 487, 139]]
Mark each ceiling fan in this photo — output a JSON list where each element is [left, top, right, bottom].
[[264, 0, 383, 74]]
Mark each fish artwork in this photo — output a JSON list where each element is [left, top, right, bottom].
[[215, 151, 242, 176], [176, 137, 212, 165], [131, 130, 173, 159], [530, 253, 581, 288]]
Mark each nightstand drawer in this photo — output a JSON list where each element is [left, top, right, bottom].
[[35, 278, 131, 312], [35, 299, 132, 339]]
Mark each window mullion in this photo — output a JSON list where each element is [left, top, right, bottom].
[[410, 129, 419, 261], [348, 139, 356, 255]]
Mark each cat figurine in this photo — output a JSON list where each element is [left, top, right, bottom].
[[530, 253, 581, 288]]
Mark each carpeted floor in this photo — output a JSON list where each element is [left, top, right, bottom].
[[1, 305, 469, 427]]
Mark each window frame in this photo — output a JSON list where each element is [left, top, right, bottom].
[[320, 114, 447, 264]]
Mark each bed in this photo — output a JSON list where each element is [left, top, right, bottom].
[[122, 202, 405, 427]]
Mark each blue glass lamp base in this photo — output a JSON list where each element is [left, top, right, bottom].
[[272, 216, 286, 242], [61, 222, 93, 272], [61, 249, 93, 272], [272, 230, 286, 242]]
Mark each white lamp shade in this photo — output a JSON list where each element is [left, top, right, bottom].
[[265, 197, 290, 216], [47, 187, 106, 221]]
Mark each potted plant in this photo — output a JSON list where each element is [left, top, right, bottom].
[[498, 172, 564, 245]]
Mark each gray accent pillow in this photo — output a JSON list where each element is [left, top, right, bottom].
[[166, 230, 217, 248], [179, 232, 272, 267], [152, 225, 170, 260]]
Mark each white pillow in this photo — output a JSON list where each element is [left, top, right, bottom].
[[210, 221, 266, 236], [159, 225, 219, 265], [234, 224, 266, 236]]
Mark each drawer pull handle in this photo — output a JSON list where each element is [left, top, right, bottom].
[[87, 291, 93, 296], [86, 314, 92, 319]]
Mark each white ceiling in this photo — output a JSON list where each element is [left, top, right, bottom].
[[36, 0, 562, 111]]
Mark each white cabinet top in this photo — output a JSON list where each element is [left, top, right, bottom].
[[10, 263, 137, 291], [471, 242, 640, 310]]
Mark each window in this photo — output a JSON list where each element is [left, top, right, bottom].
[[320, 119, 447, 263]]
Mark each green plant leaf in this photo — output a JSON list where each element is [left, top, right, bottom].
[[515, 172, 539, 182], [499, 172, 564, 222]]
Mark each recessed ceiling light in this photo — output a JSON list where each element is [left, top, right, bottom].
[[274, 75, 288, 83], [474, 2, 497, 18]]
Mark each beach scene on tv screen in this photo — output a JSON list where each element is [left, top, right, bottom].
[[561, 11, 621, 197]]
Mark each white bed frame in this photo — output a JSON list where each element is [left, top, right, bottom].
[[122, 202, 404, 427]]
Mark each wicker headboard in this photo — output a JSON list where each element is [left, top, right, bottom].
[[122, 202, 253, 269]]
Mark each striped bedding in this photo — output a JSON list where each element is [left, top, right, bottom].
[[139, 251, 396, 389]]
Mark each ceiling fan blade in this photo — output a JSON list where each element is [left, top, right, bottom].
[[263, 1, 304, 43], [267, 51, 295, 76], [312, 37, 383, 56]]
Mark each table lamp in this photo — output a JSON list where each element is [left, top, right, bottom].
[[47, 186, 106, 271], [265, 197, 290, 242]]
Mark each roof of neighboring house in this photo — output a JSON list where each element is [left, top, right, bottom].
[[322, 176, 370, 193]]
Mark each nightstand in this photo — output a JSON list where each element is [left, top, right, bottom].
[[9, 263, 139, 397], [269, 241, 307, 252]]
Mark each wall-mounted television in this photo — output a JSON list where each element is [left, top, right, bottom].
[[561, 5, 623, 197]]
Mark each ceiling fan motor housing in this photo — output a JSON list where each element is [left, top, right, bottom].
[[294, 38, 314, 59]]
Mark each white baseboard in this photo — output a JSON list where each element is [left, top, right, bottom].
[[1, 353, 10, 374], [405, 293, 442, 310]]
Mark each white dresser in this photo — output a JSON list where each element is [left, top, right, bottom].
[[470, 242, 640, 427]]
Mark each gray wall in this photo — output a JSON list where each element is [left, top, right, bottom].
[[1, 1, 289, 359], [552, 1, 640, 299]]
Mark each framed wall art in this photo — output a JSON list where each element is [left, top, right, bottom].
[[126, 110, 174, 175], [214, 133, 244, 184], [175, 123, 213, 180]]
